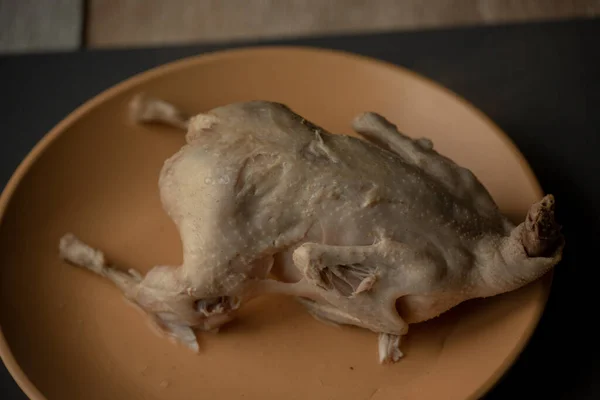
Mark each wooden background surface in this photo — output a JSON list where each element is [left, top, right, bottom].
[[1, 0, 600, 53]]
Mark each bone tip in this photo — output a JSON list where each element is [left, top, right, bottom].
[[378, 350, 403, 364], [187, 340, 200, 353], [58, 233, 105, 271], [58, 232, 79, 258], [378, 348, 404, 364], [128, 93, 151, 123], [540, 194, 555, 210], [59, 233, 85, 267], [522, 194, 563, 257]]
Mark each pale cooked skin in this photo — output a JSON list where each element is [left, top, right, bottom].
[[60, 94, 564, 363]]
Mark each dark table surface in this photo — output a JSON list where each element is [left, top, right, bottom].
[[1, 18, 599, 400]]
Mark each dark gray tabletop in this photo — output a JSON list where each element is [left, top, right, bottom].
[[1, 18, 599, 400]]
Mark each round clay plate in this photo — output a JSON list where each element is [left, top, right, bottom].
[[0, 46, 549, 400]]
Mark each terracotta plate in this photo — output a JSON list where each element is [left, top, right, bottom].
[[0, 47, 550, 400]]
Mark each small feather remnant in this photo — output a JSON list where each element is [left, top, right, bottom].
[[354, 275, 378, 295]]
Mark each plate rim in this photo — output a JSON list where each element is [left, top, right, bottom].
[[0, 44, 551, 400]]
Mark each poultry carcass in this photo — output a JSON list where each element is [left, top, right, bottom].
[[60, 94, 564, 363]]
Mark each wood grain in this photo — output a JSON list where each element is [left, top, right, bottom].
[[86, 0, 600, 48], [0, 0, 83, 54]]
